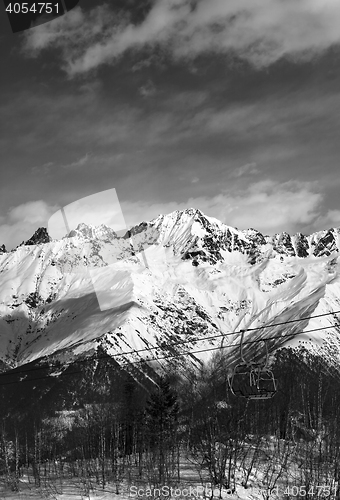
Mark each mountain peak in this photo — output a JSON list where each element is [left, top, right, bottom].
[[67, 223, 118, 241], [21, 227, 51, 247], [183, 207, 204, 217]]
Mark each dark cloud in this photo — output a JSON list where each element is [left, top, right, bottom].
[[21, 0, 340, 77]]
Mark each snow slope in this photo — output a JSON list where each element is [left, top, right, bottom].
[[0, 208, 340, 376]]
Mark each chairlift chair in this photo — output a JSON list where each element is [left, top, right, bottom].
[[228, 330, 277, 400]]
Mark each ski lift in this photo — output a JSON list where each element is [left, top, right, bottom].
[[228, 330, 277, 400]]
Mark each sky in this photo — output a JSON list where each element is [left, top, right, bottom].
[[1, 0, 340, 249]]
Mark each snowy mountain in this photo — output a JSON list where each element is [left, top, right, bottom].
[[1, 207, 340, 387]]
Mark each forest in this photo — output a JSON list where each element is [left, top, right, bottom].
[[0, 346, 339, 498]]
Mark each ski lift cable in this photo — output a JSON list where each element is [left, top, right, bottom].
[[0, 323, 334, 386], [0, 313, 338, 379], [0, 333, 295, 387], [84, 307, 340, 360], [0, 316, 335, 381], [238, 329, 271, 367], [3, 306, 338, 380]]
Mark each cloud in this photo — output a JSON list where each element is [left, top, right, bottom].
[[31, 161, 54, 175], [217, 180, 322, 234], [0, 201, 59, 250], [314, 209, 340, 230], [139, 80, 157, 97], [62, 153, 91, 169], [0, 180, 331, 252], [31, 154, 91, 175], [21, 0, 340, 76], [1, 87, 141, 158], [230, 162, 259, 178], [122, 179, 324, 235], [47, 188, 127, 240]]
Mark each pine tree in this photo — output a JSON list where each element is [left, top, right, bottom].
[[144, 377, 179, 484]]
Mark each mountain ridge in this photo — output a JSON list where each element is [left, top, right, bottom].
[[1, 208, 340, 385], [11, 208, 340, 260]]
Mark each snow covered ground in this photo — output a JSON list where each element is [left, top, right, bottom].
[[0, 436, 338, 500]]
